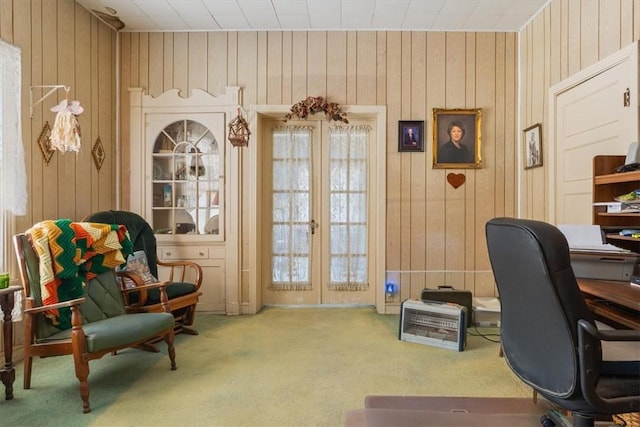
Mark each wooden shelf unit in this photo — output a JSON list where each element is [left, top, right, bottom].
[[592, 155, 640, 253]]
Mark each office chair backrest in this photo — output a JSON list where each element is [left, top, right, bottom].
[[485, 218, 600, 400], [85, 210, 159, 277]]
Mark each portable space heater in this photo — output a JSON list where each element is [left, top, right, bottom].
[[399, 299, 467, 351]]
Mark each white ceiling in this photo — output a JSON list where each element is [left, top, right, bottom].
[[75, 0, 550, 33]]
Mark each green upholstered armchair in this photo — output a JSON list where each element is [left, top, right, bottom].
[[13, 233, 177, 414], [84, 210, 203, 336]]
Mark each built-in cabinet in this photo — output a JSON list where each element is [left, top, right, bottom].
[[129, 87, 241, 313], [592, 155, 640, 253]]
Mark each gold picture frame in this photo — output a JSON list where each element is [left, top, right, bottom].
[[432, 108, 482, 169], [523, 123, 542, 169]]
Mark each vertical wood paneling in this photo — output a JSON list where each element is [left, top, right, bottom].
[[326, 32, 346, 104], [346, 32, 357, 104], [120, 32, 131, 210], [97, 23, 114, 211], [409, 32, 426, 297], [519, 0, 640, 223], [307, 32, 327, 96], [188, 32, 207, 92], [75, 5, 92, 217], [267, 32, 282, 104], [1, 0, 116, 228], [9, 0, 635, 313], [42, 0, 60, 220], [173, 33, 188, 92], [356, 31, 376, 105], [385, 31, 402, 282], [289, 32, 306, 101], [473, 33, 495, 296], [207, 32, 227, 95], [15, 0, 34, 235], [138, 33, 149, 92], [162, 33, 174, 92], [148, 33, 164, 97], [425, 32, 446, 288], [599, 0, 621, 58], [256, 32, 267, 104], [580, 0, 599, 68]]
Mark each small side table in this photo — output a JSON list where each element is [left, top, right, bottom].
[[0, 285, 21, 400]]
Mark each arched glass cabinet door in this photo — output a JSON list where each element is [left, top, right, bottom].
[[151, 119, 222, 237]]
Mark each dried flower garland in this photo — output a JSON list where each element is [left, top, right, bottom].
[[283, 96, 349, 123]]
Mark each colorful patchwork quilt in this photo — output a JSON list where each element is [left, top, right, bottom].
[[26, 219, 133, 329]]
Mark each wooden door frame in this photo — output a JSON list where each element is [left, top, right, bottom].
[[242, 105, 387, 314], [547, 41, 639, 223]]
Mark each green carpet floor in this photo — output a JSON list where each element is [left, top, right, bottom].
[[0, 306, 531, 427]]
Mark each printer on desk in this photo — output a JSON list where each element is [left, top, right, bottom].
[[558, 224, 639, 282]]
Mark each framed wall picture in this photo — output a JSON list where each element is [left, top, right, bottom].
[[432, 108, 482, 169], [398, 120, 424, 152], [523, 123, 542, 169]]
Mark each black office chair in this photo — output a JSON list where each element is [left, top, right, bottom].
[[485, 217, 640, 427]]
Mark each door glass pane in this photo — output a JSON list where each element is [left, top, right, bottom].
[[328, 126, 370, 290], [270, 126, 313, 290]]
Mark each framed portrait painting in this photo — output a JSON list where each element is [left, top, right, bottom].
[[398, 120, 424, 152], [432, 108, 482, 169], [523, 123, 542, 169]]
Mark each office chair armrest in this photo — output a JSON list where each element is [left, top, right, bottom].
[[577, 319, 640, 415], [578, 319, 640, 342], [23, 297, 86, 315]]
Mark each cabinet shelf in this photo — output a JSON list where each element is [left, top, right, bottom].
[[592, 155, 640, 253], [594, 170, 640, 185]]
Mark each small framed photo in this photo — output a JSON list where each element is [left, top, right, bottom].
[[523, 123, 542, 169], [433, 108, 482, 169], [398, 121, 424, 152]]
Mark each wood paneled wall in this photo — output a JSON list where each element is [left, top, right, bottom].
[[519, 0, 640, 221], [0, 0, 115, 355], [120, 31, 518, 303], [0, 0, 116, 234], [4, 0, 635, 312]]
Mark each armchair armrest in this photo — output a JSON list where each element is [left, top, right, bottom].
[[23, 297, 86, 315], [119, 279, 171, 313], [156, 259, 203, 291]]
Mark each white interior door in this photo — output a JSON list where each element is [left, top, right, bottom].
[[261, 119, 376, 305], [551, 41, 639, 224]]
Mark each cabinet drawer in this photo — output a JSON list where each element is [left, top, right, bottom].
[[160, 246, 208, 260]]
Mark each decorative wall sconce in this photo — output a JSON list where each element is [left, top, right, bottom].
[[92, 137, 105, 171], [228, 108, 250, 147]]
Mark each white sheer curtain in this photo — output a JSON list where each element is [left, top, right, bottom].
[[270, 125, 314, 290], [0, 39, 27, 274], [328, 125, 370, 290]]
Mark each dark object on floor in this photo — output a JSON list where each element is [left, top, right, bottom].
[[85, 210, 203, 336], [421, 286, 473, 326], [13, 233, 176, 413], [485, 217, 640, 427]]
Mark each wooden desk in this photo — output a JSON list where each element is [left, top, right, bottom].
[[0, 285, 21, 400], [577, 278, 640, 329]]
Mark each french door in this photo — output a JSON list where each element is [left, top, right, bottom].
[[261, 119, 376, 305]]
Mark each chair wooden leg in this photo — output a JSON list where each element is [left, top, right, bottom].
[[23, 355, 33, 389], [73, 357, 91, 413], [165, 331, 177, 371]]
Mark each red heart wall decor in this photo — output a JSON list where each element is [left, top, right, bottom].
[[447, 173, 465, 189]]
